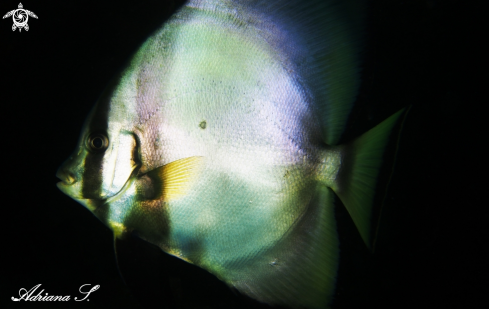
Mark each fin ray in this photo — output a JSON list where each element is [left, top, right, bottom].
[[148, 156, 204, 202], [247, 0, 367, 145], [333, 109, 406, 247], [229, 185, 339, 309]]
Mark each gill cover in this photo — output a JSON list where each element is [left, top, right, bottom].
[[57, 91, 140, 203]]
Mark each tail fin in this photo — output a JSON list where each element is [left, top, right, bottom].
[[332, 109, 406, 248]]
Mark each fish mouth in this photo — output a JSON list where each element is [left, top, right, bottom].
[[56, 181, 99, 211], [56, 164, 140, 210], [56, 180, 84, 200]]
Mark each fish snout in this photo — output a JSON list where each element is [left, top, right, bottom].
[[56, 164, 85, 200]]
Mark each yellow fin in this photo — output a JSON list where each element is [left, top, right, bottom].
[[150, 156, 204, 202], [110, 221, 128, 239]]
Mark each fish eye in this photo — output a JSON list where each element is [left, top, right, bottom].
[[87, 133, 109, 152]]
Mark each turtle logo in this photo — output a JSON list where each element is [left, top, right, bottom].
[[3, 3, 38, 32]]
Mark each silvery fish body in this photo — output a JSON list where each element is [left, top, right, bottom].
[[57, 0, 402, 308]]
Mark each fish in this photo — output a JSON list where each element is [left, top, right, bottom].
[[56, 0, 404, 308]]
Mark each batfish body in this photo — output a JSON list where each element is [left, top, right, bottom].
[[57, 0, 403, 308]]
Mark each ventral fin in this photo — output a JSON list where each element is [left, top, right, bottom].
[[114, 232, 177, 308], [148, 156, 204, 202], [110, 221, 129, 240]]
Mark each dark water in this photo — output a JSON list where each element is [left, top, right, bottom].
[[2, 0, 485, 308]]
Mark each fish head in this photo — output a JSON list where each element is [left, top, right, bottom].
[[56, 79, 141, 213]]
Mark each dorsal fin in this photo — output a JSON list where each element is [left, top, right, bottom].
[[245, 0, 367, 145], [185, 0, 366, 145]]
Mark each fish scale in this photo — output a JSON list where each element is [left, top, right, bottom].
[[57, 0, 404, 308]]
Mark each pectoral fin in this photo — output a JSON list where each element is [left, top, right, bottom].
[[148, 156, 204, 202]]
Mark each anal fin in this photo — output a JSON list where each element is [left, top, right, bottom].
[[230, 185, 339, 309]]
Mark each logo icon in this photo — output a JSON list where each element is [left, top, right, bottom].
[[3, 3, 38, 32]]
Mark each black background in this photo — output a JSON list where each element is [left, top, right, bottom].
[[1, 0, 486, 308]]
